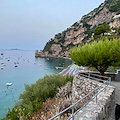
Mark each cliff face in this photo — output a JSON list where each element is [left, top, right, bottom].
[[35, 0, 120, 58], [87, 7, 116, 28]]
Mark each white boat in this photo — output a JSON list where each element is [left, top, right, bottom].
[[1, 64, 6, 66], [55, 66, 64, 69], [6, 83, 12, 86]]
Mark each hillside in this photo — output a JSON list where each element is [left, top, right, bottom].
[[35, 0, 120, 58]]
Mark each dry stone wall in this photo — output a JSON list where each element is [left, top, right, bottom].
[[72, 74, 115, 120], [72, 74, 100, 102]]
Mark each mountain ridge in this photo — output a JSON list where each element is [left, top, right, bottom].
[[35, 0, 120, 58]]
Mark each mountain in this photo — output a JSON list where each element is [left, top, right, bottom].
[[35, 0, 120, 58]]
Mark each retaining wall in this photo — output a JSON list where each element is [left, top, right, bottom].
[[73, 74, 115, 120]]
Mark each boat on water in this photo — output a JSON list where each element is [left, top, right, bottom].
[[39, 64, 42, 66], [1, 64, 6, 66], [6, 83, 12, 86], [55, 66, 64, 69], [1, 53, 4, 55], [1, 67, 3, 70]]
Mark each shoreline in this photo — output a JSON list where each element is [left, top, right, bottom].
[[34, 51, 85, 76], [35, 50, 71, 60], [35, 55, 71, 60]]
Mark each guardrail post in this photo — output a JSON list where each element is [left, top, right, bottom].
[[72, 105, 74, 120], [104, 81, 106, 92], [88, 72, 90, 80], [109, 77, 111, 85], [95, 90, 97, 103]]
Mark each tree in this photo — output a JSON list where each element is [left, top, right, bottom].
[[70, 37, 120, 75], [115, 27, 120, 35], [94, 23, 110, 36]]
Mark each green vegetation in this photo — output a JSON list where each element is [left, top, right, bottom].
[[66, 42, 75, 49], [70, 37, 120, 75], [71, 22, 80, 27], [103, 0, 120, 14], [80, 20, 93, 43], [83, 22, 91, 30], [90, 66, 120, 73], [113, 27, 120, 35], [2, 74, 73, 120], [58, 32, 66, 43], [109, 0, 120, 14], [93, 23, 120, 41], [43, 0, 120, 54], [43, 30, 67, 53], [43, 38, 55, 52], [94, 23, 110, 37], [107, 66, 120, 72], [83, 26, 96, 43], [55, 33, 62, 39], [104, 0, 114, 8]]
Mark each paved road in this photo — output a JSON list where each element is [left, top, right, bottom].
[[108, 81, 120, 120]]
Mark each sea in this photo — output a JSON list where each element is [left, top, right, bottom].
[[0, 50, 72, 119]]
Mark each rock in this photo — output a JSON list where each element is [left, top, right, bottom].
[[35, 0, 120, 58]]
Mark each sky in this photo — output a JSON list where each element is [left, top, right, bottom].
[[0, 0, 105, 50]]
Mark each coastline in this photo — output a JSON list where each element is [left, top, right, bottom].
[[34, 50, 85, 76], [0, 50, 73, 119], [35, 50, 71, 60]]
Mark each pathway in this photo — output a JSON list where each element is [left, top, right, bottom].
[[108, 81, 120, 120], [60, 64, 84, 76]]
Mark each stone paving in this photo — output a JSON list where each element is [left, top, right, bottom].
[[108, 81, 120, 120]]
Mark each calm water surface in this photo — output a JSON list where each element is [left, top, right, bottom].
[[0, 50, 72, 119]]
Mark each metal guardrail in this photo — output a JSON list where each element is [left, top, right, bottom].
[[79, 72, 111, 84], [49, 72, 111, 120]]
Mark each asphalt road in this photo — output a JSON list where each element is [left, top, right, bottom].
[[108, 81, 120, 120]]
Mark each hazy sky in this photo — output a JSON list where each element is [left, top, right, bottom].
[[0, 0, 105, 50]]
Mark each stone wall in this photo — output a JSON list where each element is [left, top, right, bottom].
[[72, 74, 115, 120], [72, 74, 100, 102]]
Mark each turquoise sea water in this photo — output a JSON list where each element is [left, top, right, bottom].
[[0, 50, 72, 119]]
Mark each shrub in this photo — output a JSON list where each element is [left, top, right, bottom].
[[2, 74, 73, 119]]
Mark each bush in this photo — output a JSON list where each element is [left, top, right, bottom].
[[2, 74, 73, 119], [94, 23, 110, 36], [109, 0, 120, 14], [19, 74, 73, 116]]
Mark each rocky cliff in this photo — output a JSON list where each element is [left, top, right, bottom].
[[35, 0, 120, 58]]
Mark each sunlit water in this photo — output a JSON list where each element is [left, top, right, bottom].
[[0, 50, 72, 119]]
